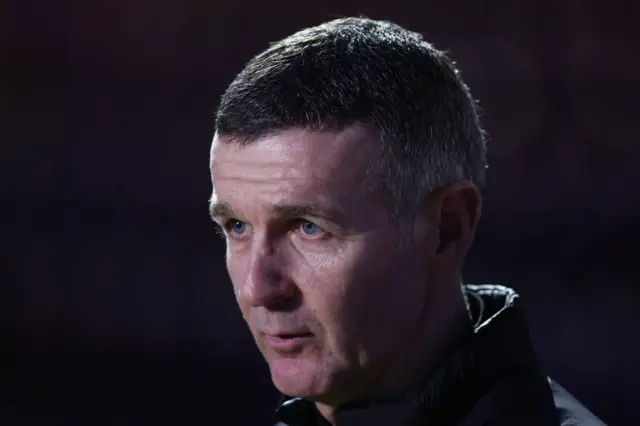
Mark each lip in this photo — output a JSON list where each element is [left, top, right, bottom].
[[264, 332, 313, 353]]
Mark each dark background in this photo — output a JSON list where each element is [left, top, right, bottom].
[[3, 0, 639, 424]]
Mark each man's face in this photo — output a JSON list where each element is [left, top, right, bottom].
[[209, 127, 438, 401]]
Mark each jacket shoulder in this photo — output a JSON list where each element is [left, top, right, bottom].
[[549, 379, 607, 426]]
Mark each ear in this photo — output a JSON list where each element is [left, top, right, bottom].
[[424, 181, 483, 259]]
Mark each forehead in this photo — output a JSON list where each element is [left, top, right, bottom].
[[210, 126, 375, 199]]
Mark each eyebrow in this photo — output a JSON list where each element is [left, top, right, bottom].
[[208, 200, 346, 224], [271, 203, 344, 223]]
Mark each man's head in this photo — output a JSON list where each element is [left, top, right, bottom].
[[209, 17, 487, 413]]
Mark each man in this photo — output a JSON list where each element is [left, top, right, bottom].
[[208, 17, 605, 426]]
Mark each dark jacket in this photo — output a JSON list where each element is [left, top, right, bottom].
[[274, 285, 605, 426]]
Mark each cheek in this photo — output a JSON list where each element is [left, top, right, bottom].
[[225, 254, 251, 317], [295, 244, 393, 340], [225, 255, 239, 293], [293, 250, 344, 318], [317, 241, 422, 348]]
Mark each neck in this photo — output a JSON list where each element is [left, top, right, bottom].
[[315, 286, 472, 425]]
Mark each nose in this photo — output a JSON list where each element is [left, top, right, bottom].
[[236, 247, 297, 309]]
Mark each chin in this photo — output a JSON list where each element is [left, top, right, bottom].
[[269, 356, 331, 398]]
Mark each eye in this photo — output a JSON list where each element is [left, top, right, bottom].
[[297, 220, 326, 239], [225, 219, 251, 237]]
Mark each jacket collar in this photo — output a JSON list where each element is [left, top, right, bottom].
[[275, 285, 544, 426]]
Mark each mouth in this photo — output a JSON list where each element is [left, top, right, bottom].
[[264, 331, 314, 353]]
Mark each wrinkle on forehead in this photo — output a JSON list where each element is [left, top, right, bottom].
[[208, 126, 388, 231], [210, 125, 376, 185]]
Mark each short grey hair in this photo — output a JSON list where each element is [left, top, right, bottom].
[[215, 17, 488, 221]]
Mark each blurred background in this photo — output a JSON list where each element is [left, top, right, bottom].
[[3, 0, 639, 424]]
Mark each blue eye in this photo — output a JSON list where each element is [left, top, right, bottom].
[[299, 221, 321, 236], [228, 220, 249, 236]]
